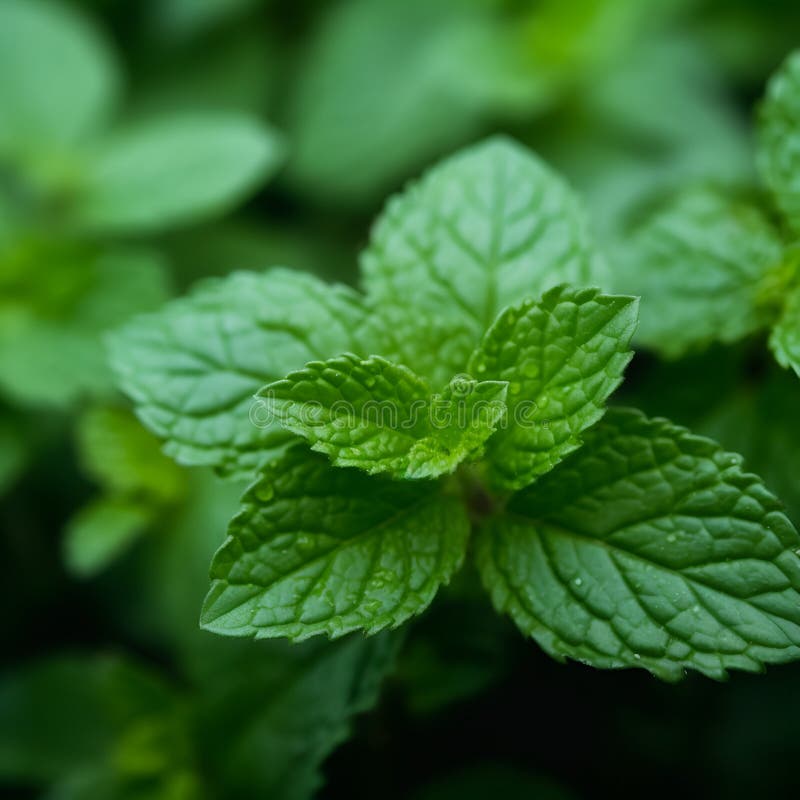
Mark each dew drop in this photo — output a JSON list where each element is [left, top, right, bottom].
[[633, 653, 641, 660], [667, 534, 677, 544], [521, 362, 540, 379], [574, 577, 583, 587]]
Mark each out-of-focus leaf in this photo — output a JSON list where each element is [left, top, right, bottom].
[[769, 282, 800, 376], [63, 498, 155, 578], [76, 406, 185, 502], [192, 633, 401, 800], [700, 367, 800, 527], [0, 0, 119, 153], [0, 247, 169, 407], [758, 48, 800, 230], [611, 187, 784, 357], [75, 113, 284, 234], [0, 655, 177, 784], [286, 0, 544, 205]]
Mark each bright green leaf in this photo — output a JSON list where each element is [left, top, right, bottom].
[[0, 0, 119, 153], [613, 187, 785, 357], [362, 136, 602, 385], [201, 447, 470, 640], [476, 407, 800, 680], [261, 353, 507, 479], [758, 49, 800, 230], [109, 268, 368, 478], [75, 112, 284, 234], [468, 285, 637, 490]]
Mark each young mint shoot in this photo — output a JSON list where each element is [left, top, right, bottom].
[[112, 137, 800, 681]]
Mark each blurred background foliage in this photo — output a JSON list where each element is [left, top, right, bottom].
[[2, 0, 800, 797]]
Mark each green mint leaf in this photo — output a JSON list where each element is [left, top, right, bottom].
[[63, 497, 154, 578], [76, 406, 185, 502], [286, 0, 543, 206], [198, 634, 400, 800], [770, 284, 800, 377], [0, 0, 119, 153], [758, 49, 800, 231], [200, 447, 470, 639], [613, 187, 785, 358], [361, 135, 602, 385], [109, 268, 367, 478], [75, 112, 284, 234], [475, 407, 800, 680], [261, 353, 507, 479], [468, 285, 638, 490], [0, 247, 169, 408]]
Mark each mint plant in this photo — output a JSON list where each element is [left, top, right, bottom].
[[613, 49, 800, 375], [111, 136, 800, 681], [0, 0, 283, 411]]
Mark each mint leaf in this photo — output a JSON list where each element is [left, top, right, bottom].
[[362, 136, 602, 384], [76, 406, 185, 502], [109, 268, 368, 478], [63, 498, 155, 578], [770, 283, 800, 377], [468, 285, 637, 490], [65, 405, 187, 578], [0, 247, 169, 408], [286, 0, 544, 206], [75, 112, 284, 234], [198, 634, 400, 800], [758, 49, 800, 230], [261, 353, 507, 479], [0, 0, 119, 152], [201, 447, 469, 639], [475, 407, 800, 680], [613, 187, 784, 357], [187, 633, 398, 800]]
